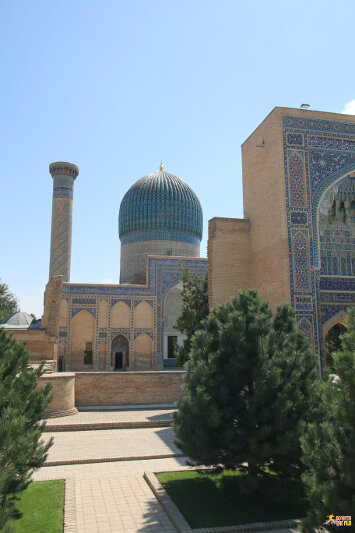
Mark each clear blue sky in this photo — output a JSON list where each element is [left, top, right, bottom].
[[1, 0, 354, 317]]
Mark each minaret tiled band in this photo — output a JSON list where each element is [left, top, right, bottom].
[[49, 162, 79, 282]]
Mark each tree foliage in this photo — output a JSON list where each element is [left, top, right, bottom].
[[300, 307, 355, 531], [174, 266, 208, 366], [0, 330, 53, 530], [325, 323, 346, 370], [174, 290, 322, 491], [0, 281, 19, 323]]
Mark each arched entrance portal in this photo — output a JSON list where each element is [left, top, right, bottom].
[[111, 335, 129, 371], [324, 323, 346, 370], [162, 283, 185, 361]]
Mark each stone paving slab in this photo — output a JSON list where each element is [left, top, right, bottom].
[[42, 427, 181, 466], [44, 409, 175, 431], [74, 475, 176, 533]]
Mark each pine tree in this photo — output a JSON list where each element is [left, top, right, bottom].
[[0, 330, 53, 530], [0, 281, 19, 323], [174, 290, 321, 491], [300, 307, 355, 532], [174, 265, 208, 366]]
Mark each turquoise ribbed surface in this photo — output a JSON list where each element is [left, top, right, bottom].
[[119, 171, 203, 242]]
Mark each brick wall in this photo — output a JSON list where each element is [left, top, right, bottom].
[[11, 329, 56, 362], [208, 217, 251, 308], [241, 107, 291, 310], [75, 371, 185, 406]]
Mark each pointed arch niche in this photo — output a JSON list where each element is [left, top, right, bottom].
[[134, 301, 153, 328], [111, 334, 129, 371], [134, 333, 152, 371], [162, 283, 185, 359], [317, 173, 355, 277], [111, 301, 130, 329], [70, 310, 95, 371]]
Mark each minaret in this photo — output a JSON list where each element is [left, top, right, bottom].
[[48, 162, 79, 282]]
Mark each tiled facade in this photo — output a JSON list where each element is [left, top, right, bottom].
[[208, 107, 355, 368], [282, 113, 355, 357], [45, 166, 207, 372], [58, 256, 207, 371]]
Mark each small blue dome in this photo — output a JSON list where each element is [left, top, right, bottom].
[[119, 170, 203, 245]]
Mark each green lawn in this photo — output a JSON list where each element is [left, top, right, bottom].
[[157, 470, 308, 528], [9, 480, 64, 533]]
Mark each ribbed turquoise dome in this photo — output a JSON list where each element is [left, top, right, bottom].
[[119, 170, 203, 245]]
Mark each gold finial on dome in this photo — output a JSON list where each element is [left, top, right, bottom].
[[159, 161, 164, 171]]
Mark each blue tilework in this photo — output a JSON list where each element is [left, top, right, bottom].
[[72, 298, 96, 304], [121, 230, 200, 246], [296, 316, 314, 346], [134, 330, 154, 340], [321, 305, 352, 325], [53, 176, 74, 199], [111, 299, 131, 308], [283, 114, 355, 357], [118, 171, 203, 242], [72, 308, 96, 319], [320, 292, 354, 304], [290, 212, 307, 225], [283, 115, 355, 135], [319, 277, 355, 291], [62, 256, 208, 363]]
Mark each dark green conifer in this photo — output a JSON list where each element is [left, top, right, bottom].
[[174, 290, 321, 490], [0, 330, 53, 530], [300, 307, 355, 532], [174, 266, 208, 366]]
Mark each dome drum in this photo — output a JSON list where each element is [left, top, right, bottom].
[[120, 239, 200, 284]]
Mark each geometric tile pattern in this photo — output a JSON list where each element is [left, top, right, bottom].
[[60, 256, 208, 369], [283, 114, 355, 358], [119, 170, 203, 245]]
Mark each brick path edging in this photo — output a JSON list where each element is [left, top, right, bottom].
[[144, 471, 304, 533], [45, 419, 172, 432], [44, 452, 184, 467], [63, 478, 77, 532]]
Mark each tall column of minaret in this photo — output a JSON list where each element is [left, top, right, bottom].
[[48, 162, 79, 282]]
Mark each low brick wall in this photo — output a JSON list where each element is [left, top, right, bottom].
[[75, 371, 185, 406]]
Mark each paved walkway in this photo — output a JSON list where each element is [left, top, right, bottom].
[[43, 427, 181, 465], [45, 408, 175, 431], [34, 409, 299, 532]]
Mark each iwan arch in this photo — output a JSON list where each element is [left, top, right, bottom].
[[209, 107, 355, 368]]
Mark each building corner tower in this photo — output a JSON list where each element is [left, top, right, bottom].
[[48, 161, 79, 282]]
